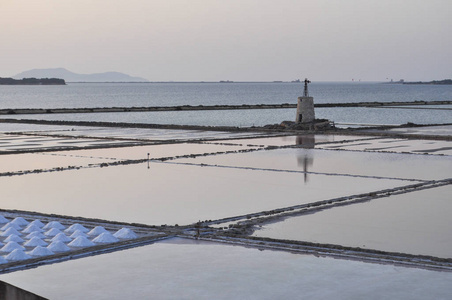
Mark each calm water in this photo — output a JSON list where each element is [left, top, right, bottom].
[[0, 82, 451, 126]]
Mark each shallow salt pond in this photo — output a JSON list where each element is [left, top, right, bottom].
[[175, 147, 451, 181], [0, 152, 114, 173], [253, 185, 452, 258], [50, 142, 255, 161], [0, 162, 408, 225], [1, 238, 451, 300], [203, 134, 369, 147], [319, 137, 452, 155]]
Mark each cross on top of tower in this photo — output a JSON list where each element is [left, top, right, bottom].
[[303, 78, 311, 97]]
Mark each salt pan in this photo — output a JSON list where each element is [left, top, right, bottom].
[[47, 241, 71, 253], [5, 249, 31, 261], [0, 215, 9, 224], [92, 232, 119, 243], [4, 234, 24, 243], [43, 221, 65, 230], [1, 222, 21, 231], [1, 241, 25, 253], [88, 226, 108, 236], [29, 219, 45, 228], [28, 246, 54, 257], [10, 217, 29, 227], [25, 231, 46, 239], [22, 224, 44, 233], [51, 233, 72, 243], [65, 224, 89, 233], [1, 227, 22, 236], [70, 230, 88, 239], [45, 228, 62, 237], [24, 237, 48, 247], [68, 236, 95, 247], [114, 228, 138, 239]]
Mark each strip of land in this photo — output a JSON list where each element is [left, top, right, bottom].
[[1, 100, 451, 115]]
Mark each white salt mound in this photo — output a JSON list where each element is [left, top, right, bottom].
[[10, 217, 29, 227], [24, 237, 48, 247], [92, 232, 119, 243], [28, 246, 54, 257], [1, 227, 22, 236], [43, 221, 65, 230], [65, 223, 89, 233], [25, 231, 46, 239], [4, 234, 24, 243], [47, 241, 71, 252], [88, 226, 108, 236], [1, 222, 21, 231], [0, 256, 7, 264], [70, 230, 88, 238], [6, 249, 31, 261], [0, 215, 9, 224], [1, 241, 25, 253], [22, 224, 44, 233], [114, 228, 138, 239], [51, 233, 72, 243], [29, 219, 45, 228], [44, 228, 62, 237], [68, 236, 95, 247]]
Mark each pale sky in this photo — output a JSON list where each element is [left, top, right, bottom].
[[1, 0, 451, 82]]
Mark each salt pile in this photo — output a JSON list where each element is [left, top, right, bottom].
[[47, 241, 71, 252], [1, 222, 21, 231], [10, 217, 29, 227], [51, 233, 72, 243], [70, 230, 88, 238], [68, 236, 95, 247], [1, 227, 22, 236], [0, 256, 7, 264], [5, 249, 31, 261], [1, 241, 25, 253], [65, 224, 89, 233], [28, 246, 54, 257], [114, 228, 138, 239], [0, 215, 9, 224], [4, 234, 24, 243], [22, 224, 44, 234], [92, 232, 119, 243], [24, 237, 48, 247], [45, 228, 62, 237], [88, 226, 108, 236], [25, 231, 46, 239], [43, 221, 65, 230], [29, 219, 45, 228]]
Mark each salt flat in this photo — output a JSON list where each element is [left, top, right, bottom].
[[2, 238, 452, 300]]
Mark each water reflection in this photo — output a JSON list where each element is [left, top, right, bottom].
[[296, 135, 315, 183]]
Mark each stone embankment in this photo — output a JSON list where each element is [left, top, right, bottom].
[[0, 100, 450, 115]]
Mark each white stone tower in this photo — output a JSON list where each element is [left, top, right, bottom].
[[296, 78, 315, 123]]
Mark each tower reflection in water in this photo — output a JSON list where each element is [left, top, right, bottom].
[[296, 135, 315, 183]]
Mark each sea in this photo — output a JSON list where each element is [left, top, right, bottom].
[[0, 82, 451, 127]]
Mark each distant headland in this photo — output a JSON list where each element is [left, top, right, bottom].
[[0, 77, 65, 85], [385, 79, 452, 85], [13, 68, 149, 83]]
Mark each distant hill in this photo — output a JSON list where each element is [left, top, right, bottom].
[[13, 68, 149, 82]]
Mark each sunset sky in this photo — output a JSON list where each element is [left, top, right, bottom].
[[1, 0, 450, 81]]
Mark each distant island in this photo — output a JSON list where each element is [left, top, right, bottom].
[[13, 68, 149, 83], [0, 77, 65, 85], [385, 79, 452, 85]]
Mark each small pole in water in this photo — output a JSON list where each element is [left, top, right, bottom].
[[147, 153, 150, 169]]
